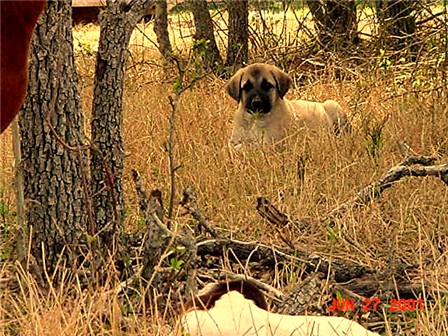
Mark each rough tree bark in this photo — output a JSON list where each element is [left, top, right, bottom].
[[153, 0, 172, 58], [91, 0, 154, 259], [225, 0, 248, 71], [19, 0, 88, 278], [190, 0, 223, 72], [306, 0, 358, 51], [375, 0, 418, 53]]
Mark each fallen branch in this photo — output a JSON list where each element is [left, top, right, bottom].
[[257, 157, 447, 230], [132, 169, 165, 222], [195, 238, 372, 283], [180, 186, 223, 239], [256, 197, 297, 249], [326, 156, 447, 220], [131, 170, 198, 302], [256, 196, 369, 255]]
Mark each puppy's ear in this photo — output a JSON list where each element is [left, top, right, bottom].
[[226, 69, 243, 102], [270, 67, 291, 99]]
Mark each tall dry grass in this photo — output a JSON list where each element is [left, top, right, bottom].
[[1, 8, 448, 336]]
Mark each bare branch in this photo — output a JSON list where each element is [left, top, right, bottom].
[[180, 186, 222, 239], [256, 197, 297, 250], [326, 156, 447, 220]]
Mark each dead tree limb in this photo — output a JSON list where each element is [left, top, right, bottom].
[[256, 196, 370, 255], [131, 169, 169, 282], [131, 170, 198, 300], [256, 157, 447, 254], [256, 197, 297, 250], [326, 156, 447, 220], [257, 157, 447, 231], [180, 186, 223, 239], [195, 239, 372, 283]]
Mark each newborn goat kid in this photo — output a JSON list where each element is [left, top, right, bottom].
[[181, 279, 379, 336]]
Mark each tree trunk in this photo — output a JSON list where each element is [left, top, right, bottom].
[[225, 0, 248, 71], [306, 0, 358, 51], [90, 0, 153, 259], [19, 0, 88, 279], [153, 0, 172, 59], [190, 0, 223, 72], [376, 0, 418, 53]]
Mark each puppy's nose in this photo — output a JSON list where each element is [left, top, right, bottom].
[[251, 98, 263, 111]]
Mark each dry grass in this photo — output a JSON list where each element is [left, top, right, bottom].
[[1, 9, 448, 336]]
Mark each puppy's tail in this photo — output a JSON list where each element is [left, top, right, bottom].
[[334, 116, 352, 135], [323, 100, 352, 135]]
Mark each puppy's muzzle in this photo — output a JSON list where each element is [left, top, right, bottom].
[[246, 96, 271, 114]]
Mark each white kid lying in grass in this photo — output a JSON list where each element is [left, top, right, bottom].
[[181, 279, 380, 336]]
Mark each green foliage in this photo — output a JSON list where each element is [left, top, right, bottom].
[[190, 70, 199, 82], [136, 216, 147, 231], [0, 242, 10, 262], [122, 302, 133, 315], [335, 290, 344, 301], [77, 41, 94, 57], [379, 49, 392, 70], [169, 257, 184, 271], [0, 202, 9, 217], [192, 39, 210, 57], [249, 110, 263, 119], [174, 245, 186, 254], [173, 78, 183, 94], [86, 233, 96, 244], [122, 253, 131, 268], [0, 203, 13, 262], [325, 224, 338, 243], [169, 245, 186, 272]]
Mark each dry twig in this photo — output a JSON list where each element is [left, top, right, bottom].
[[180, 186, 222, 239], [326, 155, 447, 220]]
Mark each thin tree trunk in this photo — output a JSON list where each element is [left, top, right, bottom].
[[225, 0, 248, 71], [376, 0, 418, 53], [190, 0, 222, 72], [19, 0, 87, 279], [154, 0, 172, 58], [306, 0, 358, 51], [90, 0, 153, 260]]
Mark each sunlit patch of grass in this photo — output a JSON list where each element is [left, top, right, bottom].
[[0, 261, 174, 336]]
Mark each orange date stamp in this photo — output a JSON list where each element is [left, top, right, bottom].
[[328, 297, 424, 312]]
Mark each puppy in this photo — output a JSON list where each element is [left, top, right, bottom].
[[226, 63, 349, 148], [181, 279, 380, 336]]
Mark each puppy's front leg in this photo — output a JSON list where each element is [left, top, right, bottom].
[[229, 127, 244, 148], [229, 116, 251, 149]]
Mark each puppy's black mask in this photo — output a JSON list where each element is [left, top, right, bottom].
[[242, 79, 274, 115]]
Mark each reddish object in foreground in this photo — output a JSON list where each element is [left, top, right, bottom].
[[0, 1, 46, 133]]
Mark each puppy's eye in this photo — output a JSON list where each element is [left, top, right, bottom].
[[261, 81, 274, 90], [242, 82, 252, 91]]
